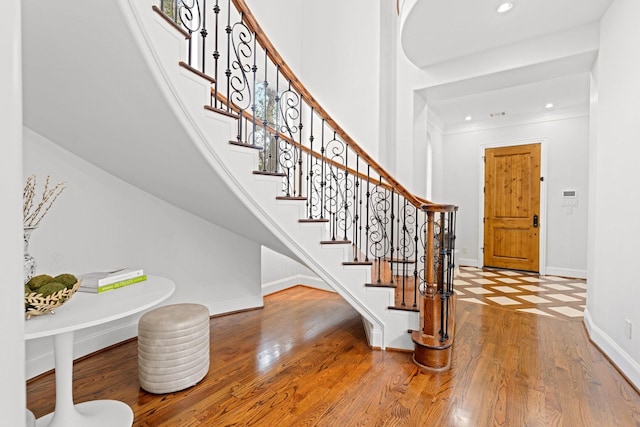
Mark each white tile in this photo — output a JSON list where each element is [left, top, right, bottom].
[[520, 277, 544, 283], [454, 289, 464, 295], [478, 271, 499, 277], [487, 296, 521, 305], [518, 285, 546, 292], [542, 284, 573, 291], [491, 285, 520, 293], [471, 278, 496, 285], [459, 298, 488, 305], [567, 282, 587, 289], [517, 308, 554, 317], [466, 287, 494, 295], [518, 295, 552, 304], [458, 272, 475, 278], [496, 270, 522, 276], [573, 292, 587, 299], [549, 306, 584, 318], [546, 293, 580, 302], [454, 279, 471, 286], [495, 278, 522, 284], [461, 267, 481, 271]]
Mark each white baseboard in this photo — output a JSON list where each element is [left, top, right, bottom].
[[458, 258, 479, 268], [262, 274, 334, 295], [205, 296, 264, 316], [544, 266, 587, 279], [583, 308, 640, 390]]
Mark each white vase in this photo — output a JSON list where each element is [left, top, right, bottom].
[[24, 226, 38, 284]]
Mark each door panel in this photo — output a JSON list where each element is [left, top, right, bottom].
[[484, 143, 541, 271]]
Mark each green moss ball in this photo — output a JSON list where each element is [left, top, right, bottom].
[[38, 282, 66, 297], [54, 273, 78, 289], [26, 274, 54, 290]]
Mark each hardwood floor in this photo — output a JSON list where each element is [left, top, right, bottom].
[[27, 284, 640, 426]]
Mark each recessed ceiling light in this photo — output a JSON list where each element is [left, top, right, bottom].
[[465, 116, 472, 121], [496, 2, 514, 13], [545, 103, 555, 109]]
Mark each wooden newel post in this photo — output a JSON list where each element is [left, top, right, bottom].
[[412, 204, 458, 371]]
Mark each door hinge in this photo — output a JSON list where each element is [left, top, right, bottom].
[[482, 156, 486, 163], [540, 177, 544, 182]]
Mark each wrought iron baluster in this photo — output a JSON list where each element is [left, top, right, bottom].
[[413, 205, 419, 308], [401, 196, 407, 307], [225, 0, 231, 112], [389, 188, 395, 285], [261, 50, 268, 171], [307, 110, 314, 218], [365, 166, 370, 262], [273, 67, 280, 174], [438, 211, 447, 341], [212, 0, 220, 109], [200, 0, 208, 73], [320, 121, 325, 219], [297, 96, 304, 197], [250, 35, 257, 146], [353, 155, 360, 261], [343, 145, 349, 242]]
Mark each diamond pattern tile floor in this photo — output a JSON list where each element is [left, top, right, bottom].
[[455, 267, 587, 320]]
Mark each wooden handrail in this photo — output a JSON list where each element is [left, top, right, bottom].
[[232, 0, 430, 208], [207, 87, 395, 194]]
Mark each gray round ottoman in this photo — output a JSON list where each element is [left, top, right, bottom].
[[138, 303, 210, 394]]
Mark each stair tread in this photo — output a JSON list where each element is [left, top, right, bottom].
[[320, 239, 351, 244], [178, 61, 216, 83], [204, 104, 239, 119], [229, 140, 262, 150], [384, 257, 417, 264], [253, 170, 286, 177], [276, 196, 307, 201], [365, 282, 396, 288], [299, 218, 330, 223], [388, 305, 420, 312], [343, 261, 373, 266]]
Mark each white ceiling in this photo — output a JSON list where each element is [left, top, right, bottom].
[[401, 0, 614, 129]]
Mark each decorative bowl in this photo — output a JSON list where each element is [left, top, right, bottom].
[[25, 279, 82, 320]]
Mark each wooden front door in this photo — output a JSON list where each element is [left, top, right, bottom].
[[483, 143, 541, 272]]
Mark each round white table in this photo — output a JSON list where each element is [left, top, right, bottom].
[[25, 276, 175, 427]]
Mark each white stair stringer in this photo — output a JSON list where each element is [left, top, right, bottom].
[[122, 0, 419, 350]]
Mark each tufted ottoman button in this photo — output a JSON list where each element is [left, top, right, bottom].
[[138, 303, 210, 394]]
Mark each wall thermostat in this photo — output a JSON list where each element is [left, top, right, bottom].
[[562, 189, 578, 207]]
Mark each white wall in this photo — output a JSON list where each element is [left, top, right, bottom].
[[0, 0, 26, 424], [23, 128, 263, 378], [245, 0, 303, 77], [246, 0, 382, 159], [427, 118, 445, 202], [442, 116, 589, 276], [261, 246, 331, 295], [585, 0, 640, 388]]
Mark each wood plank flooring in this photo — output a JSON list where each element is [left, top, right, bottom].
[[27, 284, 640, 426]]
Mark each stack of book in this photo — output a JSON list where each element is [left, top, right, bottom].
[[78, 268, 146, 293]]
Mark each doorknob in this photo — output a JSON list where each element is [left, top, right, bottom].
[[533, 214, 539, 228]]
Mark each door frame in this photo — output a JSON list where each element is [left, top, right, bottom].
[[477, 138, 548, 275]]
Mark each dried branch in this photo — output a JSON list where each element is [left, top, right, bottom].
[[23, 175, 66, 227]]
